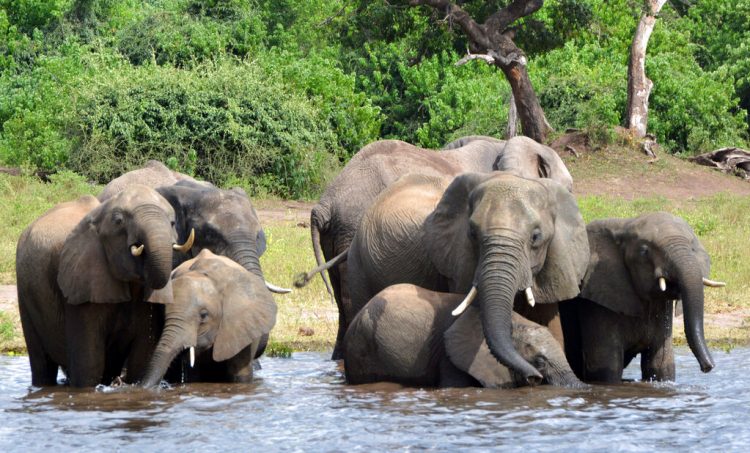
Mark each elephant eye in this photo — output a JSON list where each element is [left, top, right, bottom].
[[639, 244, 649, 257], [199, 309, 209, 323], [112, 211, 124, 226], [531, 229, 543, 246]]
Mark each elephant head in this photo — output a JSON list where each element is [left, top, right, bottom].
[[494, 136, 573, 193], [57, 185, 183, 303], [141, 249, 277, 387], [157, 181, 288, 292], [425, 173, 589, 382], [445, 308, 583, 388], [581, 212, 716, 373]]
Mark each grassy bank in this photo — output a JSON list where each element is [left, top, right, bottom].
[[1, 171, 749, 355]]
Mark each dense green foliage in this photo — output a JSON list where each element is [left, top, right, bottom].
[[0, 0, 748, 197]]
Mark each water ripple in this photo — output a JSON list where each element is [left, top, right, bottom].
[[0, 348, 749, 451]]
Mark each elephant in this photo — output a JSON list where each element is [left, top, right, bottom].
[[156, 180, 290, 296], [344, 284, 583, 388], [300, 136, 572, 359], [559, 212, 721, 383], [16, 185, 192, 387], [346, 172, 589, 382], [98, 160, 210, 201], [141, 249, 277, 386]]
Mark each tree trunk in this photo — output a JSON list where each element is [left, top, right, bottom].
[[625, 0, 667, 138], [410, 0, 551, 142], [500, 62, 550, 142], [506, 92, 519, 139]]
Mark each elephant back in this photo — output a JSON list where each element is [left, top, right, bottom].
[[348, 174, 451, 314]]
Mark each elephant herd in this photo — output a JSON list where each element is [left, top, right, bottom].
[[297, 135, 723, 388], [16, 137, 724, 391]]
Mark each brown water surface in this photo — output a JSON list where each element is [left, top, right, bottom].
[[0, 347, 747, 451]]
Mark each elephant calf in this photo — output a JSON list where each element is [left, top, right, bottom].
[[344, 284, 584, 389], [142, 249, 277, 386], [559, 212, 723, 383]]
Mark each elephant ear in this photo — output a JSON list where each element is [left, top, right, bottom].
[[580, 219, 643, 317], [444, 306, 514, 388], [425, 173, 489, 292], [57, 210, 131, 305], [213, 268, 277, 362], [531, 179, 590, 304]]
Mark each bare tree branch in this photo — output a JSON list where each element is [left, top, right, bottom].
[[409, 0, 490, 47], [485, 0, 545, 38]]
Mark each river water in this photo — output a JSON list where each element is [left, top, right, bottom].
[[0, 347, 748, 452]]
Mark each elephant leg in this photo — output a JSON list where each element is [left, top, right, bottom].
[[641, 308, 675, 381], [65, 304, 107, 387], [330, 262, 353, 361], [226, 344, 257, 383], [19, 305, 59, 386], [579, 303, 625, 383], [122, 302, 162, 383], [559, 299, 584, 380], [641, 341, 675, 381]]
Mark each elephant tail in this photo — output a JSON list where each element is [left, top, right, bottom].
[[294, 238, 348, 297]]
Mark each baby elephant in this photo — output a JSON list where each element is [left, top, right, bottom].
[[344, 284, 583, 388], [141, 249, 277, 386]]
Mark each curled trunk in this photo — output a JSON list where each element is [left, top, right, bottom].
[[666, 243, 715, 373], [478, 236, 542, 382]]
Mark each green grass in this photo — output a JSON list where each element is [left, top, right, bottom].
[[0, 171, 99, 283]]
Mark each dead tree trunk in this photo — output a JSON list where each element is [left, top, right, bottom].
[[410, 0, 552, 143], [506, 92, 519, 139], [625, 0, 667, 138]]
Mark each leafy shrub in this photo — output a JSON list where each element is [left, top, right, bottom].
[[68, 59, 342, 198], [533, 41, 627, 133]]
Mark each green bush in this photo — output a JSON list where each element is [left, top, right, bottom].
[[533, 41, 626, 133], [68, 59, 342, 198]]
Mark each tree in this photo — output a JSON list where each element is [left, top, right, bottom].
[[624, 0, 668, 138], [407, 0, 552, 142]]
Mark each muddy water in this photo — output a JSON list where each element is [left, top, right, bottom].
[[0, 347, 748, 451]]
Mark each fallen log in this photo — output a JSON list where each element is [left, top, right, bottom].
[[688, 147, 750, 180]]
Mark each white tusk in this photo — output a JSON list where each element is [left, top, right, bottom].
[[659, 277, 667, 292], [173, 228, 195, 253], [452, 286, 478, 316], [702, 277, 726, 288], [189, 347, 195, 368], [525, 287, 535, 307], [265, 281, 292, 294], [130, 244, 144, 256]]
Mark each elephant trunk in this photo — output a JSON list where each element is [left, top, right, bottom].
[[227, 230, 264, 279], [141, 315, 196, 388], [666, 242, 715, 373], [134, 205, 175, 290], [478, 235, 543, 383]]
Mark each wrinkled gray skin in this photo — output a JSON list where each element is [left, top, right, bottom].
[[344, 284, 584, 388], [141, 250, 277, 387], [156, 181, 277, 356], [308, 137, 572, 359], [347, 172, 589, 382], [98, 160, 211, 202], [559, 212, 716, 383], [16, 186, 179, 387]]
